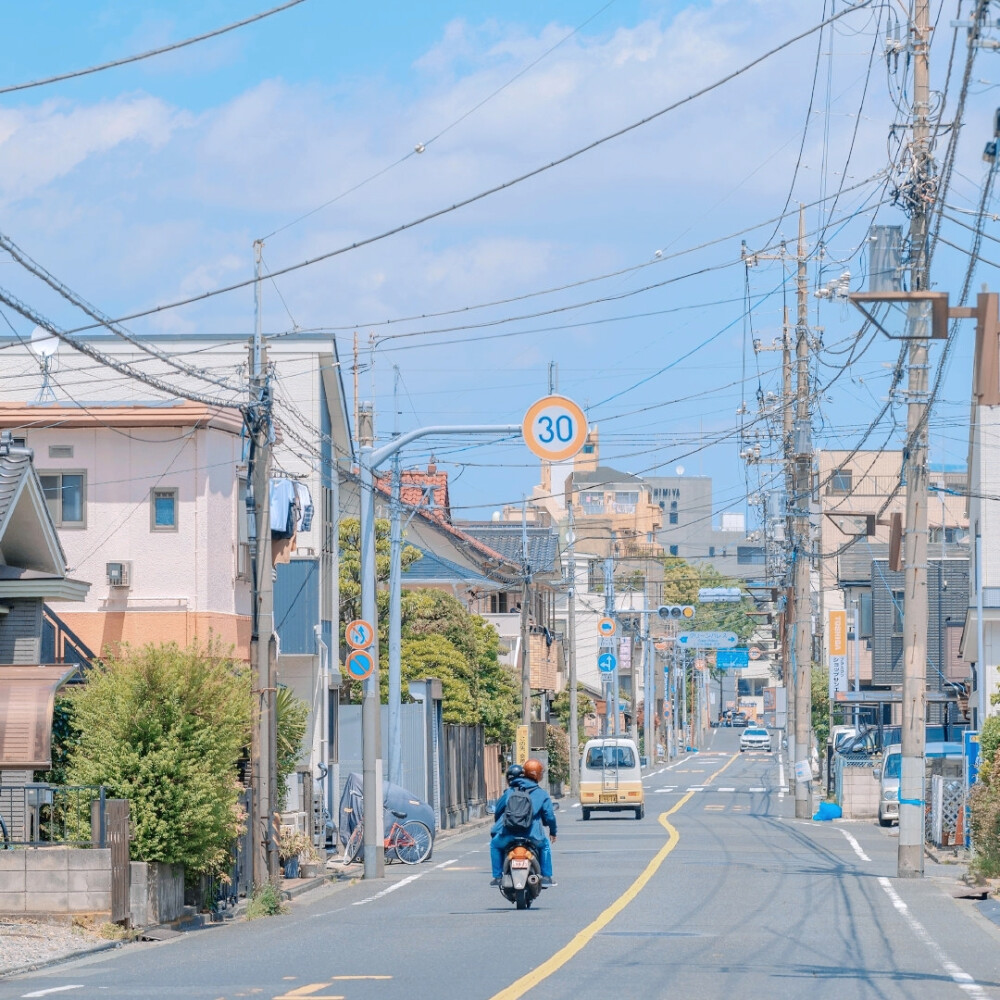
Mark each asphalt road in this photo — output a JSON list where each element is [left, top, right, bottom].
[[4, 727, 1000, 1000]]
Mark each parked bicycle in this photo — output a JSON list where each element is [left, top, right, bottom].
[[343, 809, 432, 865]]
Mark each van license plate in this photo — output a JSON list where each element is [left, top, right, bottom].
[[511, 859, 530, 869], [599, 794, 617, 803]]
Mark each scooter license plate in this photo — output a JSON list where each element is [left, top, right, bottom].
[[511, 859, 530, 869]]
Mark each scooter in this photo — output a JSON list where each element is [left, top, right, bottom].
[[499, 842, 542, 910]]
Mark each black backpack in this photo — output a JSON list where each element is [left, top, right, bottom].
[[503, 786, 534, 834]]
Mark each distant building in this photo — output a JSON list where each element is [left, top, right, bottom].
[[644, 474, 758, 581]]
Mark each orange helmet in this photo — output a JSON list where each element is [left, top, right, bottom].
[[523, 758, 544, 782]]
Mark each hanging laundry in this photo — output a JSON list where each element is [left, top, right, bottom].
[[269, 478, 297, 538], [293, 481, 314, 532]]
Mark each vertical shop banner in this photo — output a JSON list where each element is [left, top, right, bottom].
[[828, 609, 848, 697]]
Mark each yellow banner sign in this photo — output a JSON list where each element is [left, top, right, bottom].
[[829, 610, 847, 657], [516, 725, 529, 765]]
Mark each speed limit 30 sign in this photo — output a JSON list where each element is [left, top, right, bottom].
[[522, 395, 588, 462]]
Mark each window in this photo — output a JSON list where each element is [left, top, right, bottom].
[[737, 545, 765, 565], [39, 472, 85, 526], [150, 488, 178, 531], [708, 546, 716, 558], [613, 491, 638, 514], [580, 491, 605, 515], [830, 467, 852, 493], [582, 443, 595, 454], [585, 745, 635, 769], [891, 589, 904, 635], [669, 545, 679, 557], [237, 478, 250, 580]]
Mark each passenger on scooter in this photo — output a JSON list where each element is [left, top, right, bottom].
[[489, 757, 558, 888]]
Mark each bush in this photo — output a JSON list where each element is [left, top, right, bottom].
[[245, 880, 287, 919], [970, 751, 1000, 879], [64, 639, 250, 878], [546, 725, 570, 788], [978, 714, 1000, 773]]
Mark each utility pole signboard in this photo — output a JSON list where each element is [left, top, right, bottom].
[[828, 610, 848, 698]]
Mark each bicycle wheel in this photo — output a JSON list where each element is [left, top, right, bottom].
[[0, 815, 8, 849], [343, 823, 364, 864], [394, 820, 432, 864]]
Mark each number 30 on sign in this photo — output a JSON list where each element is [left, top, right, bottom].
[[522, 395, 589, 462]]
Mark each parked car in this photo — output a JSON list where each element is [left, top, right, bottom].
[[730, 711, 749, 728], [873, 741, 963, 827], [740, 727, 772, 752]]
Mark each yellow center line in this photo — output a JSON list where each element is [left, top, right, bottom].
[[488, 753, 737, 1000]]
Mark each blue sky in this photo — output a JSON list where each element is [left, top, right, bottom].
[[0, 1, 992, 522]]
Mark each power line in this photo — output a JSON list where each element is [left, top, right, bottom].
[[63, 2, 873, 334], [0, 0, 309, 95]]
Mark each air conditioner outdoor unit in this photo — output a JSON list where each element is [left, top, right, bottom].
[[106, 561, 131, 587]]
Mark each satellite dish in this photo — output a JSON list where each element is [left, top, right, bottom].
[[30, 326, 59, 358], [491, 511, 501, 522], [675, 465, 685, 476]]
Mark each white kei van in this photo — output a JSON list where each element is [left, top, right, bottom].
[[579, 737, 645, 820], [874, 741, 963, 827]]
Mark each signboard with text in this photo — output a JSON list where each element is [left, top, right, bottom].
[[828, 610, 848, 697]]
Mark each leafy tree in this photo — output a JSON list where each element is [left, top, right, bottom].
[[399, 634, 476, 725], [337, 517, 422, 647], [276, 684, 310, 807], [546, 724, 570, 787], [551, 684, 595, 745], [64, 639, 250, 877], [811, 665, 830, 749], [660, 556, 757, 644]]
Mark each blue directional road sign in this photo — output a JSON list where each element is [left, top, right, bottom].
[[716, 648, 750, 670], [597, 652, 617, 673]]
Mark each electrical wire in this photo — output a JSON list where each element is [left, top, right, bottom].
[[63, 2, 874, 334], [0, 0, 309, 96]]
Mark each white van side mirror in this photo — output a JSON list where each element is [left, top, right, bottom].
[[873, 767, 881, 781]]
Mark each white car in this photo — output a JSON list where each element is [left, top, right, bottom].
[[740, 727, 772, 752]]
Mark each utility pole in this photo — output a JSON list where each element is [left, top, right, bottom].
[[603, 540, 619, 736], [387, 369, 403, 787], [793, 205, 814, 820], [782, 305, 797, 795], [567, 506, 580, 797], [357, 404, 384, 879], [248, 240, 278, 884], [899, 0, 931, 878], [520, 499, 533, 728]]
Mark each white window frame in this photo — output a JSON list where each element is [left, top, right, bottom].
[[150, 487, 179, 532], [39, 470, 86, 528]]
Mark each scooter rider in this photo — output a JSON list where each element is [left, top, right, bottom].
[[489, 757, 558, 887]]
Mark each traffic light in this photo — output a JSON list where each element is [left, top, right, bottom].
[[658, 605, 695, 620]]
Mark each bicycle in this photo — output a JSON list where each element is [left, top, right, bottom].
[[343, 809, 432, 865]]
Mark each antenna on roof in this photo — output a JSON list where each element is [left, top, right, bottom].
[[29, 325, 59, 403]]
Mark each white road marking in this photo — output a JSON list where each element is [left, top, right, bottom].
[[688, 786, 705, 792], [749, 787, 767, 793], [352, 872, 424, 905], [433, 858, 460, 869], [21, 989, 84, 998], [839, 829, 871, 862], [778, 754, 786, 800], [717, 787, 736, 793], [877, 876, 988, 999], [653, 787, 677, 794], [570, 802, 580, 808]]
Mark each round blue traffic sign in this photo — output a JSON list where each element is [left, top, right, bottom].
[[346, 648, 375, 681], [598, 652, 617, 673]]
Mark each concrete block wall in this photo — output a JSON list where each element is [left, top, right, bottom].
[[839, 767, 879, 819], [0, 848, 111, 916], [129, 862, 185, 927]]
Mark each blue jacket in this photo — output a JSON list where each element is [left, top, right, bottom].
[[491, 777, 557, 841]]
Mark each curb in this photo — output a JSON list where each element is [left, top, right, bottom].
[[0, 940, 121, 982]]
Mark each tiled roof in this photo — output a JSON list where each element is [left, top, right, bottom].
[[837, 541, 888, 584], [572, 466, 644, 487], [0, 449, 30, 528], [403, 547, 502, 589], [375, 466, 451, 524], [458, 523, 560, 576]]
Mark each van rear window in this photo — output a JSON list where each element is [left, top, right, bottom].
[[586, 745, 635, 768]]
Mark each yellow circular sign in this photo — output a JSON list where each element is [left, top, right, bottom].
[[522, 395, 588, 462]]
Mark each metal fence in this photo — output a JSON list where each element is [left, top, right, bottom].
[[0, 783, 107, 847], [441, 724, 487, 829]]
